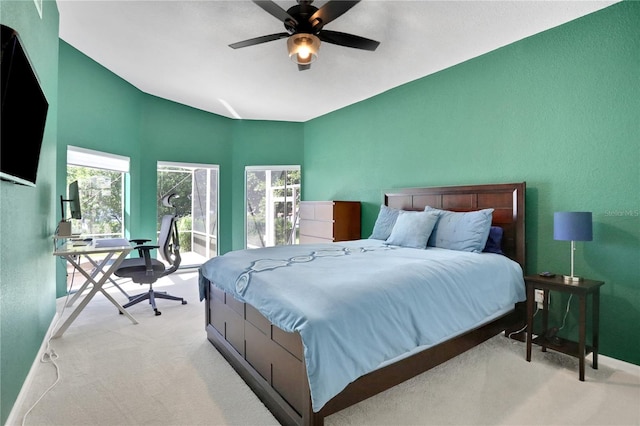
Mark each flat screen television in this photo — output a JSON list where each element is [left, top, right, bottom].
[[1, 24, 49, 187]]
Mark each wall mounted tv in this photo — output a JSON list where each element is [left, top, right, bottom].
[[1, 24, 49, 187]]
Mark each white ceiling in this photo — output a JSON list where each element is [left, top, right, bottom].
[[57, 0, 618, 122]]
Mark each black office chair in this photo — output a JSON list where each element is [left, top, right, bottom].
[[115, 197, 187, 316]]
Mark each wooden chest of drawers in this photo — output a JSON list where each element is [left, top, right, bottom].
[[299, 201, 361, 244]]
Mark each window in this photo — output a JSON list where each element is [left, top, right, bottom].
[[158, 162, 219, 268], [66, 146, 129, 238], [245, 166, 300, 248]]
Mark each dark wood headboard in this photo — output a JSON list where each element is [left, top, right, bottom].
[[384, 182, 526, 270]]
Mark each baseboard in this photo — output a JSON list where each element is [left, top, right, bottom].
[[5, 311, 60, 426]]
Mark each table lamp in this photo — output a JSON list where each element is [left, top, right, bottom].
[[554, 211, 593, 283]]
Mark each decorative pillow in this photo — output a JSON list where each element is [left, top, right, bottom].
[[369, 204, 401, 240], [483, 226, 504, 255], [385, 210, 439, 249], [425, 206, 494, 253]]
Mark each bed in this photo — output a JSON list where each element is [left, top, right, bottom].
[[199, 182, 527, 426]]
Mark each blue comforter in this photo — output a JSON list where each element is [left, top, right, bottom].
[[198, 239, 525, 412]]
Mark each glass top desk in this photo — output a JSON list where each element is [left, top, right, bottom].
[[52, 237, 138, 338]]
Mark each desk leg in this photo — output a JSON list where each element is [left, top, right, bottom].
[[65, 254, 90, 307], [88, 251, 137, 325], [578, 294, 586, 381], [526, 284, 534, 362], [592, 290, 600, 370], [52, 251, 137, 338], [66, 253, 116, 307], [100, 288, 138, 324], [85, 255, 131, 299], [53, 273, 105, 338]]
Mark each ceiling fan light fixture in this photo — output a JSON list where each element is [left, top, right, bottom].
[[287, 33, 320, 65]]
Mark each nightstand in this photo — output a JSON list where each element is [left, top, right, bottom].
[[525, 274, 605, 381]]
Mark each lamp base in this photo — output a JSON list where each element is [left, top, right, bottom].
[[563, 274, 583, 284]]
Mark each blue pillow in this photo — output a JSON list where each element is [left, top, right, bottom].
[[483, 226, 504, 255], [425, 207, 494, 253], [385, 210, 439, 249], [369, 204, 401, 240]]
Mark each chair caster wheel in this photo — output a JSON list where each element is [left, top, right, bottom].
[[182, 300, 187, 305], [155, 310, 161, 316]]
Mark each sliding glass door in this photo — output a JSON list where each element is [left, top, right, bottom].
[[245, 166, 301, 249], [158, 162, 219, 268]]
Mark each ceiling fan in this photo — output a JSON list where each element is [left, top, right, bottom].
[[229, 0, 380, 71]]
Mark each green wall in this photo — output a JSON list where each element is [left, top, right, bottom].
[[0, 1, 59, 424], [303, 2, 639, 365]]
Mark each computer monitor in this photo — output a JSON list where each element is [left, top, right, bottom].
[[68, 180, 82, 220], [61, 180, 82, 221]]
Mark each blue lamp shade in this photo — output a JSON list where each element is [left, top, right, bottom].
[[554, 212, 593, 242]]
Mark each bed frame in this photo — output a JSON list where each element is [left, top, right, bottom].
[[203, 182, 526, 426]]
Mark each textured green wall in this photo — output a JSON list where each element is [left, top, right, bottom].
[[0, 1, 59, 424], [304, 2, 639, 365]]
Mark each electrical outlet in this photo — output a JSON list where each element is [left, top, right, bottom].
[[534, 289, 549, 309]]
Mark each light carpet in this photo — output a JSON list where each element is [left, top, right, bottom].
[[10, 270, 640, 426]]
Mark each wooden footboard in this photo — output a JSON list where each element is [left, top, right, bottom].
[[207, 284, 315, 425], [206, 280, 525, 426]]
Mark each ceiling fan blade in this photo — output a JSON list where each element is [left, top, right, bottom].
[[229, 32, 289, 49], [309, 0, 360, 30], [318, 30, 380, 51], [298, 63, 311, 71], [253, 0, 298, 27]]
